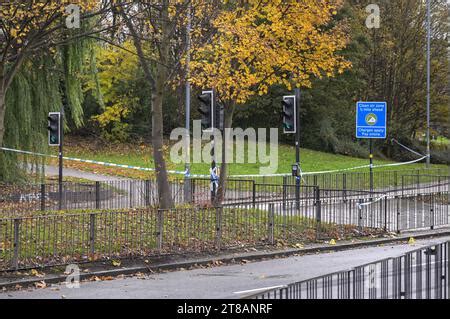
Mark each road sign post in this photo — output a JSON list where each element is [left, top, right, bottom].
[[282, 89, 301, 209], [48, 111, 63, 210], [356, 102, 387, 193], [294, 88, 301, 210]]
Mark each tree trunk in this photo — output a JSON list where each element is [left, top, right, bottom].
[[152, 65, 174, 209], [215, 102, 236, 206], [153, 1, 174, 209], [0, 83, 6, 147], [118, 4, 174, 209]]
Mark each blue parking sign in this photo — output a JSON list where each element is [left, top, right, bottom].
[[356, 102, 387, 139]]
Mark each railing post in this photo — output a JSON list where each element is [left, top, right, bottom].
[[40, 184, 46, 212], [394, 171, 398, 189], [191, 179, 196, 204], [282, 176, 287, 211], [252, 182, 256, 208], [315, 187, 322, 239], [437, 175, 441, 195], [145, 180, 151, 206], [268, 203, 274, 245], [396, 196, 401, 234], [184, 174, 192, 204], [416, 174, 420, 194], [343, 174, 347, 202], [384, 196, 388, 232], [129, 181, 134, 208], [401, 175, 405, 197], [157, 209, 164, 251], [13, 218, 20, 270], [89, 213, 96, 256], [95, 181, 100, 210], [358, 198, 363, 231], [215, 207, 223, 250], [430, 193, 435, 230]]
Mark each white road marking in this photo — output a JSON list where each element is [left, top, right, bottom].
[[233, 285, 288, 295]]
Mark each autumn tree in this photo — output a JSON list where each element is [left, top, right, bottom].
[[113, 1, 219, 208], [189, 0, 351, 204], [0, 1, 115, 180], [353, 0, 449, 161]]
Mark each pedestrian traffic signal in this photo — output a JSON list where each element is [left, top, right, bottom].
[[217, 103, 224, 131], [198, 90, 214, 132], [282, 95, 296, 134], [48, 112, 61, 146]]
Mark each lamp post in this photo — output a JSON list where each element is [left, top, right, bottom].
[[184, 4, 192, 202], [426, 0, 431, 167]]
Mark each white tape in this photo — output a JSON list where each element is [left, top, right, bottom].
[[357, 194, 388, 209], [1, 147, 428, 179]]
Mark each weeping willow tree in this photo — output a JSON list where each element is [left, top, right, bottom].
[[0, 1, 108, 182], [0, 25, 100, 182]]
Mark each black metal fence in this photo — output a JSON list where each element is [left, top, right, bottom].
[[401, 174, 449, 196], [2, 171, 447, 217], [240, 168, 447, 190], [0, 194, 389, 271], [246, 240, 450, 299], [0, 178, 255, 217], [1, 188, 448, 271]]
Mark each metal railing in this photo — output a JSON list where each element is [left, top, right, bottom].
[[241, 168, 447, 190], [246, 240, 450, 299], [0, 194, 390, 271], [2, 188, 447, 271], [1, 170, 448, 217]]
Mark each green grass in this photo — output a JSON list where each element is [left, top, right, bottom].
[[0, 206, 371, 270], [60, 139, 448, 178], [431, 136, 450, 146]]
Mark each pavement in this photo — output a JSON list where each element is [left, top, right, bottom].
[[0, 229, 449, 299], [42, 165, 132, 182]]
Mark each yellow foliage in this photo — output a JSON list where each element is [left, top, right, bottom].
[[189, 0, 351, 105], [0, 1, 99, 44], [93, 104, 130, 129]]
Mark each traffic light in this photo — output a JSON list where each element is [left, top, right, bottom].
[[282, 95, 296, 134], [217, 103, 224, 131], [48, 112, 61, 146], [198, 90, 214, 132]]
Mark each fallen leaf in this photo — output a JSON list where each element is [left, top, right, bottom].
[[30, 269, 45, 277], [100, 276, 114, 281], [34, 281, 46, 289], [112, 260, 121, 267]]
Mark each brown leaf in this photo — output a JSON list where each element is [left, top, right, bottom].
[[34, 281, 46, 289]]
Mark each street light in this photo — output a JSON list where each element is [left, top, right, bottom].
[[426, 0, 431, 167]]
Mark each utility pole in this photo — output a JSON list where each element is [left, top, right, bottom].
[[294, 88, 301, 209], [184, 3, 192, 202], [426, 0, 431, 168], [59, 106, 64, 210]]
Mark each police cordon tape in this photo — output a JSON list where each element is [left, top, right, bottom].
[[0, 146, 428, 179], [356, 194, 388, 209], [0, 146, 197, 176]]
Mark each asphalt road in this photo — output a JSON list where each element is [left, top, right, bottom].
[[1, 236, 449, 299]]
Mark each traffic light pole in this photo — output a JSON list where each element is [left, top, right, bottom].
[[184, 3, 192, 204], [211, 137, 216, 203], [210, 89, 219, 204], [369, 139, 373, 195], [58, 107, 64, 211], [294, 88, 301, 210]]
